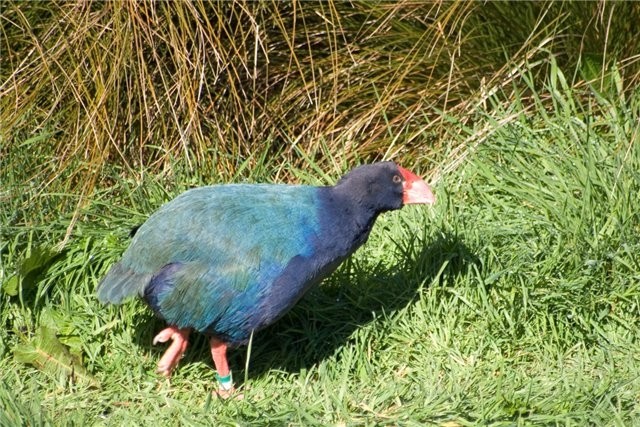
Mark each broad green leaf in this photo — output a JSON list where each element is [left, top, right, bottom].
[[13, 326, 99, 388], [3, 246, 65, 296], [18, 246, 60, 277], [39, 308, 84, 355], [1, 275, 19, 296]]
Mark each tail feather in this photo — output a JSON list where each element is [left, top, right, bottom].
[[97, 261, 151, 304]]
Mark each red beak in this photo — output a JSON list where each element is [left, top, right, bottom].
[[398, 166, 436, 205]]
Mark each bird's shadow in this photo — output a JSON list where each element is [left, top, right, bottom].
[[130, 231, 479, 384]]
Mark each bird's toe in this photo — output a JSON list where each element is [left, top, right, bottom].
[[213, 387, 243, 400], [152, 326, 178, 345], [153, 326, 190, 377], [156, 361, 174, 377]]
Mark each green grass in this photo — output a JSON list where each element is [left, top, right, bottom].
[[2, 2, 639, 424], [1, 65, 639, 425]]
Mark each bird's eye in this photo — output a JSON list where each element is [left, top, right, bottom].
[[392, 174, 402, 184]]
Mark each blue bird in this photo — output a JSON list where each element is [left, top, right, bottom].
[[97, 162, 435, 395]]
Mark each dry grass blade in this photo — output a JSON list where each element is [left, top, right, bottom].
[[1, 0, 639, 238]]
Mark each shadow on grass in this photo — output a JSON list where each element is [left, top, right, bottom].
[[130, 232, 479, 385]]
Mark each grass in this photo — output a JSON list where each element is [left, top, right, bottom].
[[2, 1, 640, 425], [1, 62, 639, 425], [2, 1, 639, 203]]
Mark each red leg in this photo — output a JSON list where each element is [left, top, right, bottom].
[[210, 337, 235, 397], [153, 326, 190, 377]]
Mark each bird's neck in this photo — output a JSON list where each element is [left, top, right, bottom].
[[318, 186, 381, 253]]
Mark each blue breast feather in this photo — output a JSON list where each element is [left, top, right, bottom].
[[97, 184, 361, 344]]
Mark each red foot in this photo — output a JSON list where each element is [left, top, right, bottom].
[[210, 337, 239, 397], [153, 326, 191, 377], [210, 338, 230, 377], [213, 387, 244, 400]]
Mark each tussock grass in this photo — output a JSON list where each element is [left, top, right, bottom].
[[2, 1, 639, 235]]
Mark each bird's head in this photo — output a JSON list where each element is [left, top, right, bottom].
[[335, 161, 435, 212]]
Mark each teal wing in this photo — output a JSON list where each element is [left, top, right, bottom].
[[97, 184, 321, 335]]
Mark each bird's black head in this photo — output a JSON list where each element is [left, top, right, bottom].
[[334, 161, 435, 213]]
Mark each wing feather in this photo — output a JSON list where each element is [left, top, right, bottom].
[[99, 184, 321, 335]]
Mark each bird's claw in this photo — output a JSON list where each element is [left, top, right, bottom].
[[156, 360, 176, 377], [152, 327, 177, 345], [153, 326, 190, 377], [213, 387, 244, 400]]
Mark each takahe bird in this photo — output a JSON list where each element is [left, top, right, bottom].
[[97, 162, 435, 395]]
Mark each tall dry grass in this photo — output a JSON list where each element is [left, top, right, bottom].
[[1, 1, 639, 232]]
